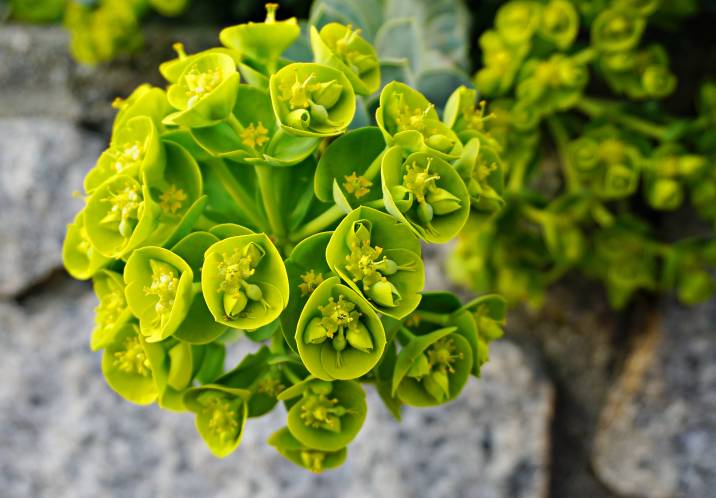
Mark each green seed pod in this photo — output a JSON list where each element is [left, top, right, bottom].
[[326, 207, 425, 319], [202, 234, 289, 330], [270, 62, 356, 137], [183, 385, 250, 458], [295, 276, 386, 380], [646, 177, 683, 210], [268, 427, 347, 473]]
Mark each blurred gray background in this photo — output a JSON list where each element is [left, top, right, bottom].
[[1, 24, 715, 498]]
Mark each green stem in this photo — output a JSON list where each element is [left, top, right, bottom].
[[205, 159, 267, 231], [507, 158, 531, 192], [575, 97, 670, 142], [546, 115, 580, 193], [282, 365, 302, 385], [399, 326, 417, 342], [289, 204, 345, 242], [417, 310, 450, 326], [270, 330, 285, 355], [255, 164, 287, 239]]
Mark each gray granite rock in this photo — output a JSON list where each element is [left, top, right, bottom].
[[0, 26, 80, 119], [0, 118, 102, 297], [0, 277, 553, 498], [593, 298, 716, 498]]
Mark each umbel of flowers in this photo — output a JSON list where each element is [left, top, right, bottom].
[[63, 4, 506, 472]]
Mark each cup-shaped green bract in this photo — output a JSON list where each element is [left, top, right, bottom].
[[568, 129, 641, 199], [62, 211, 111, 280], [269, 62, 356, 137], [475, 30, 530, 97], [142, 141, 206, 247], [537, 0, 579, 50], [91, 270, 133, 351], [101, 323, 158, 405], [219, 3, 300, 70], [392, 326, 473, 407], [495, 0, 542, 47], [268, 427, 347, 473], [326, 206, 424, 319], [111, 84, 171, 135], [314, 126, 386, 210], [84, 174, 160, 259], [382, 146, 470, 243], [202, 234, 289, 330], [516, 55, 588, 114], [169, 232, 228, 345], [191, 84, 320, 167], [284, 379, 367, 452], [452, 137, 505, 213], [376, 81, 463, 160], [165, 52, 240, 128], [160, 43, 241, 84], [443, 86, 493, 144], [124, 246, 195, 343], [85, 116, 164, 194], [283, 232, 335, 352], [459, 293, 507, 375], [310, 23, 380, 96], [183, 384, 251, 458], [591, 7, 645, 53], [407, 291, 484, 377], [142, 338, 199, 411], [295, 276, 386, 380]]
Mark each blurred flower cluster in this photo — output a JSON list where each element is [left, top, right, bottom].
[[450, 0, 716, 309]]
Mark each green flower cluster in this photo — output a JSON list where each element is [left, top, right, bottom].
[[9, 0, 189, 63], [450, 0, 716, 309], [63, 4, 505, 472]]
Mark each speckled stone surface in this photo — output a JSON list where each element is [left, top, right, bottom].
[[593, 298, 716, 498], [0, 118, 102, 297], [0, 278, 553, 498]]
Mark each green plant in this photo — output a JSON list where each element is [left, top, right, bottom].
[[62, 4, 506, 472], [449, 0, 716, 309]]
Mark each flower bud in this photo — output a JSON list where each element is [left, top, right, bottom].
[[224, 290, 248, 317], [304, 317, 328, 344], [426, 187, 462, 215], [312, 80, 343, 108], [423, 369, 450, 402], [346, 322, 373, 353], [407, 353, 430, 379], [366, 280, 401, 307], [310, 102, 329, 124], [287, 109, 311, 129], [678, 270, 714, 305], [332, 329, 347, 352], [417, 201, 434, 225], [309, 380, 333, 396], [373, 258, 399, 275], [244, 283, 264, 302], [647, 177, 683, 210], [426, 134, 455, 153]]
